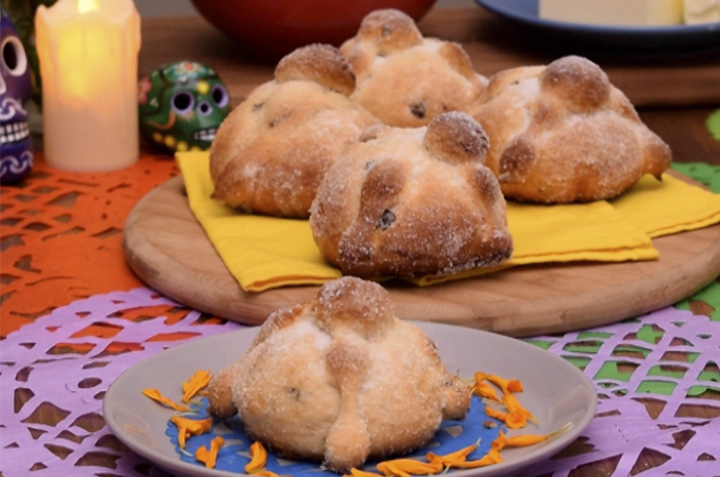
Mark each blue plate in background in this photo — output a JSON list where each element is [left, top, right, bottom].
[[475, 0, 720, 54]]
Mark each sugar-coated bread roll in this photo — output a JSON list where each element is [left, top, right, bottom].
[[209, 44, 379, 218], [470, 55, 672, 203], [340, 9, 486, 128], [206, 276, 471, 472], [309, 111, 513, 279]]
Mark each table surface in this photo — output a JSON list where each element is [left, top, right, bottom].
[[2, 6, 720, 477]]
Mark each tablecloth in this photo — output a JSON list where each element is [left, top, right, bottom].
[[1, 155, 719, 476]]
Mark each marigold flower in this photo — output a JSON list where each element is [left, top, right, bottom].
[[182, 370, 212, 403], [170, 416, 212, 448], [470, 380, 501, 402], [245, 441, 269, 474], [445, 448, 503, 468], [142, 388, 190, 412], [426, 442, 478, 466], [484, 405, 508, 421], [171, 369, 547, 474], [473, 372, 489, 386], [195, 435, 224, 468], [493, 430, 548, 452], [484, 404, 522, 429], [504, 394, 536, 427], [484, 374, 523, 395], [505, 412, 528, 429], [376, 458, 444, 477]]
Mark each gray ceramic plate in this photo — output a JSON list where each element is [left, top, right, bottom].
[[104, 322, 597, 477]]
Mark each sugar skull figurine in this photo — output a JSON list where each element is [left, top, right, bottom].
[[1, 8, 34, 183], [138, 61, 231, 153]]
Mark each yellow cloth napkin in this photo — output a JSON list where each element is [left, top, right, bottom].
[[176, 152, 720, 292], [415, 200, 656, 286], [611, 173, 720, 237], [178, 152, 341, 291]]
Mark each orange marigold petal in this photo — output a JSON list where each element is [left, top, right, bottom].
[[493, 430, 549, 452], [195, 436, 224, 468], [427, 442, 479, 466], [504, 411, 528, 429], [485, 374, 517, 395], [504, 433, 549, 447], [484, 406, 508, 421], [377, 459, 443, 476], [177, 423, 188, 448], [502, 394, 533, 418], [493, 430, 509, 451], [506, 379, 523, 393], [170, 416, 212, 447], [448, 449, 503, 468], [471, 382, 501, 402], [182, 370, 212, 403], [142, 388, 190, 412], [502, 394, 520, 413], [376, 462, 411, 477], [501, 394, 534, 428], [474, 371, 488, 383], [245, 441, 268, 473]]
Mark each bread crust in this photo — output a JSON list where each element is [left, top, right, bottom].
[[470, 55, 671, 203], [206, 277, 471, 471], [340, 9, 486, 127], [209, 44, 378, 218], [310, 112, 512, 279]]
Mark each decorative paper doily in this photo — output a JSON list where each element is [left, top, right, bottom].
[[526, 301, 720, 476], [0, 288, 233, 477], [1, 283, 719, 476], [2, 162, 718, 475], [0, 152, 178, 337]]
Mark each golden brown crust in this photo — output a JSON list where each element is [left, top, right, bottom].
[[470, 55, 672, 203], [539, 56, 611, 113], [423, 111, 490, 165], [314, 274, 394, 337], [309, 112, 512, 279], [352, 9, 423, 56], [205, 364, 239, 419], [340, 9, 486, 127], [205, 277, 471, 471], [209, 45, 379, 218], [275, 43, 356, 97]]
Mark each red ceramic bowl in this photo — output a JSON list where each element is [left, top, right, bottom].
[[190, 0, 438, 62]]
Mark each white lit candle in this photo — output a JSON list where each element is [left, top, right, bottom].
[[35, 0, 141, 172]]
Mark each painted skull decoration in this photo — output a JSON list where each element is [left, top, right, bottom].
[[0, 8, 34, 183], [138, 61, 231, 152]]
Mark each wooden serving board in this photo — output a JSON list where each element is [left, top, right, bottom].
[[123, 174, 720, 337]]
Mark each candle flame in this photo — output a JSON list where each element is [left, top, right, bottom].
[[77, 0, 100, 14]]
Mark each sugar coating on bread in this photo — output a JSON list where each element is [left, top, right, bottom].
[[206, 277, 471, 471], [340, 9, 486, 127], [275, 43, 356, 96], [209, 44, 379, 218], [470, 55, 671, 203], [309, 112, 512, 279]]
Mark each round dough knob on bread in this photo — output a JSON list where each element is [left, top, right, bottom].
[[340, 9, 486, 128], [309, 111, 513, 279], [209, 43, 379, 218], [206, 276, 471, 471], [470, 55, 672, 203]]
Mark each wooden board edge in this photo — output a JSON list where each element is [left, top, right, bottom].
[[122, 175, 720, 337]]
